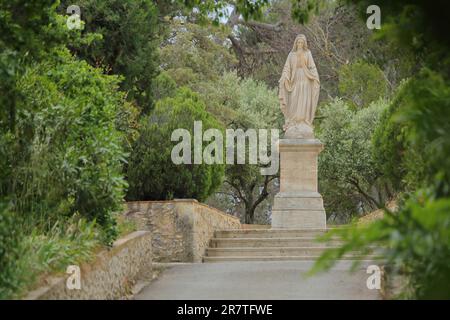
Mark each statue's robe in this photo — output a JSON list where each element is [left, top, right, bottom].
[[279, 50, 320, 131]]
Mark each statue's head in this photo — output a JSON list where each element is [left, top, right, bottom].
[[292, 34, 308, 52]]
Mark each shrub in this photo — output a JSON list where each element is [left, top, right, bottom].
[[8, 48, 131, 243], [126, 87, 225, 201]]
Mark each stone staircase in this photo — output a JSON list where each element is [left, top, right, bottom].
[[203, 228, 376, 262]]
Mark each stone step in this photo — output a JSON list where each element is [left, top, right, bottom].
[[203, 256, 380, 263], [205, 246, 368, 257], [215, 228, 331, 239], [210, 237, 342, 248]]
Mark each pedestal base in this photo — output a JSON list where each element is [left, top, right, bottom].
[[271, 138, 327, 229], [271, 191, 326, 229]]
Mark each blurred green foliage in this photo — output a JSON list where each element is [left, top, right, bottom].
[[312, 0, 450, 299]]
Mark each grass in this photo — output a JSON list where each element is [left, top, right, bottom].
[[2, 211, 137, 299], [116, 213, 137, 237]]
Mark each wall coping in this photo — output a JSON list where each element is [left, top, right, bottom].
[[113, 230, 149, 247], [125, 200, 240, 223], [126, 199, 199, 204]]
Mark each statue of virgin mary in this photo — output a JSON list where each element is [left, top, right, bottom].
[[279, 34, 320, 138]]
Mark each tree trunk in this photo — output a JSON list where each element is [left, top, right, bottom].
[[244, 206, 256, 224]]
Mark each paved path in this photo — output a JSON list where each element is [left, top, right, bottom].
[[135, 261, 381, 300]]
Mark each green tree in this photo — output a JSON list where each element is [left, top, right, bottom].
[[371, 79, 429, 193], [316, 98, 387, 222], [338, 61, 388, 108], [159, 19, 238, 89], [59, 0, 163, 112], [198, 72, 282, 223], [126, 88, 225, 201], [152, 71, 178, 101], [0, 0, 74, 131]]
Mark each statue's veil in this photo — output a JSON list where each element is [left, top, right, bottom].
[[292, 34, 308, 52]]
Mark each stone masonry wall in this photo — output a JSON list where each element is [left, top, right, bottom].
[[25, 231, 152, 300], [124, 200, 241, 262]]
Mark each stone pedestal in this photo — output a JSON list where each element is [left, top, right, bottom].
[[271, 139, 326, 229]]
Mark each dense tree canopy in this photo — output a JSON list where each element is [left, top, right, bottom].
[[59, 0, 162, 112], [338, 61, 388, 109], [317, 98, 387, 221], [126, 88, 225, 201], [198, 72, 282, 223]]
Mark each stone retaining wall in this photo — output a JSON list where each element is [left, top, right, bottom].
[[124, 200, 241, 262], [25, 231, 152, 300]]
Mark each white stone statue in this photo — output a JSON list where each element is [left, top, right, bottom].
[[279, 34, 320, 138]]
